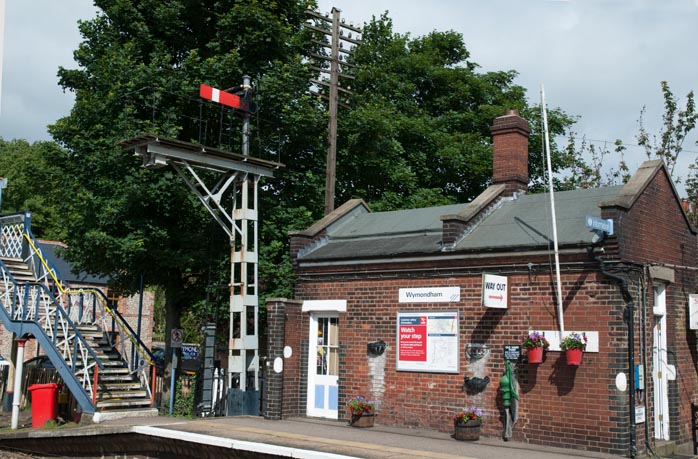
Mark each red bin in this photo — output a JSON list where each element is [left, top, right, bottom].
[[28, 383, 60, 428]]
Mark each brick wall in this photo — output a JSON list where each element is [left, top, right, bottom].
[[288, 265, 632, 454], [605, 167, 698, 448], [264, 298, 286, 420], [609, 169, 695, 265], [116, 290, 156, 349]]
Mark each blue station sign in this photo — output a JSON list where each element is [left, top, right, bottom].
[[585, 215, 614, 235]]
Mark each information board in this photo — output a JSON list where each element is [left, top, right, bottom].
[[396, 311, 459, 373]]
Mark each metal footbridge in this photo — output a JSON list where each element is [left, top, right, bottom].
[[0, 212, 157, 420]]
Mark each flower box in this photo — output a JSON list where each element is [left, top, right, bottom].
[[350, 411, 375, 427], [452, 407, 482, 441], [347, 396, 375, 427], [454, 419, 481, 441]]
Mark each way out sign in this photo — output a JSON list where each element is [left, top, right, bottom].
[[482, 273, 508, 309]]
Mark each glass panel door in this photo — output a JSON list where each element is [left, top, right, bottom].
[[307, 314, 339, 418]]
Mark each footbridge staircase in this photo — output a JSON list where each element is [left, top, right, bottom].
[[0, 212, 158, 421]]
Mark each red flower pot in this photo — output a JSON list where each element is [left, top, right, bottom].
[[527, 346, 544, 364], [565, 348, 583, 366]]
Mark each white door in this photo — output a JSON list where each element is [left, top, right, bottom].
[[652, 284, 670, 440], [306, 313, 339, 419]]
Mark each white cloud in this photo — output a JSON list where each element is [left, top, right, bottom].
[[2, 0, 697, 194]]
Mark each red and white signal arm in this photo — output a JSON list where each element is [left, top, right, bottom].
[[199, 84, 248, 111]]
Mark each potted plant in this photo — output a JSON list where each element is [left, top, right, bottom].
[[453, 406, 483, 441], [560, 332, 587, 365], [522, 331, 549, 364], [347, 395, 375, 427]]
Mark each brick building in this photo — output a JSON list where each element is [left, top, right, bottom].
[[265, 110, 698, 457]]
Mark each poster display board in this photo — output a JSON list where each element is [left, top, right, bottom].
[[396, 310, 459, 373]]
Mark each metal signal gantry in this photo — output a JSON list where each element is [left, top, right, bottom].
[[121, 77, 282, 415]]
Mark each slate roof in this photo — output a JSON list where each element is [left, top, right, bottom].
[[455, 186, 623, 251], [39, 241, 108, 285], [300, 186, 623, 262]]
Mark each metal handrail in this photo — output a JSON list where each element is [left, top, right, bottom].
[[0, 263, 105, 399], [21, 224, 155, 370], [64, 287, 156, 366]]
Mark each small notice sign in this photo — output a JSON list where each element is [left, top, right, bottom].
[[689, 294, 698, 330], [635, 406, 646, 424], [504, 345, 521, 362], [482, 273, 508, 308], [170, 328, 184, 348]]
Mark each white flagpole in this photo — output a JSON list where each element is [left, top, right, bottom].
[[0, 0, 5, 116], [541, 84, 565, 335]]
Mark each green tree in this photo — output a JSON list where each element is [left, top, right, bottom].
[[45, 2, 580, 352], [637, 81, 697, 179], [561, 134, 630, 189], [335, 15, 575, 210], [0, 138, 67, 240], [48, 0, 316, 351]]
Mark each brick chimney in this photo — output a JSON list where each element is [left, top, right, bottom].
[[491, 109, 530, 195]]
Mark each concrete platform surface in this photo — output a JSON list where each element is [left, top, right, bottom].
[[0, 412, 634, 459]]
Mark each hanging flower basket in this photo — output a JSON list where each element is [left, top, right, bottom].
[[522, 332, 549, 364], [565, 348, 583, 366], [560, 332, 587, 366], [527, 346, 544, 364]]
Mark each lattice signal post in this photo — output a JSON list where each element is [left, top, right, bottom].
[[121, 77, 281, 415]]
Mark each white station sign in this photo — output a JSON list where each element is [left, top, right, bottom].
[[399, 287, 460, 303], [482, 273, 508, 308]]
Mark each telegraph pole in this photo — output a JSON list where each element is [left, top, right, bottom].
[[306, 8, 361, 215], [325, 8, 340, 216]]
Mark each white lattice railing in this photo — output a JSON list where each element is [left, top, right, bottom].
[[0, 213, 25, 259]]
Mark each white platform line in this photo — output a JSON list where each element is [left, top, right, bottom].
[[131, 425, 362, 459]]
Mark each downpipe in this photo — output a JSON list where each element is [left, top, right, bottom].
[[592, 247, 637, 458]]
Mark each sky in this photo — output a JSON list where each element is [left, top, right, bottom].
[[1, 0, 697, 195]]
